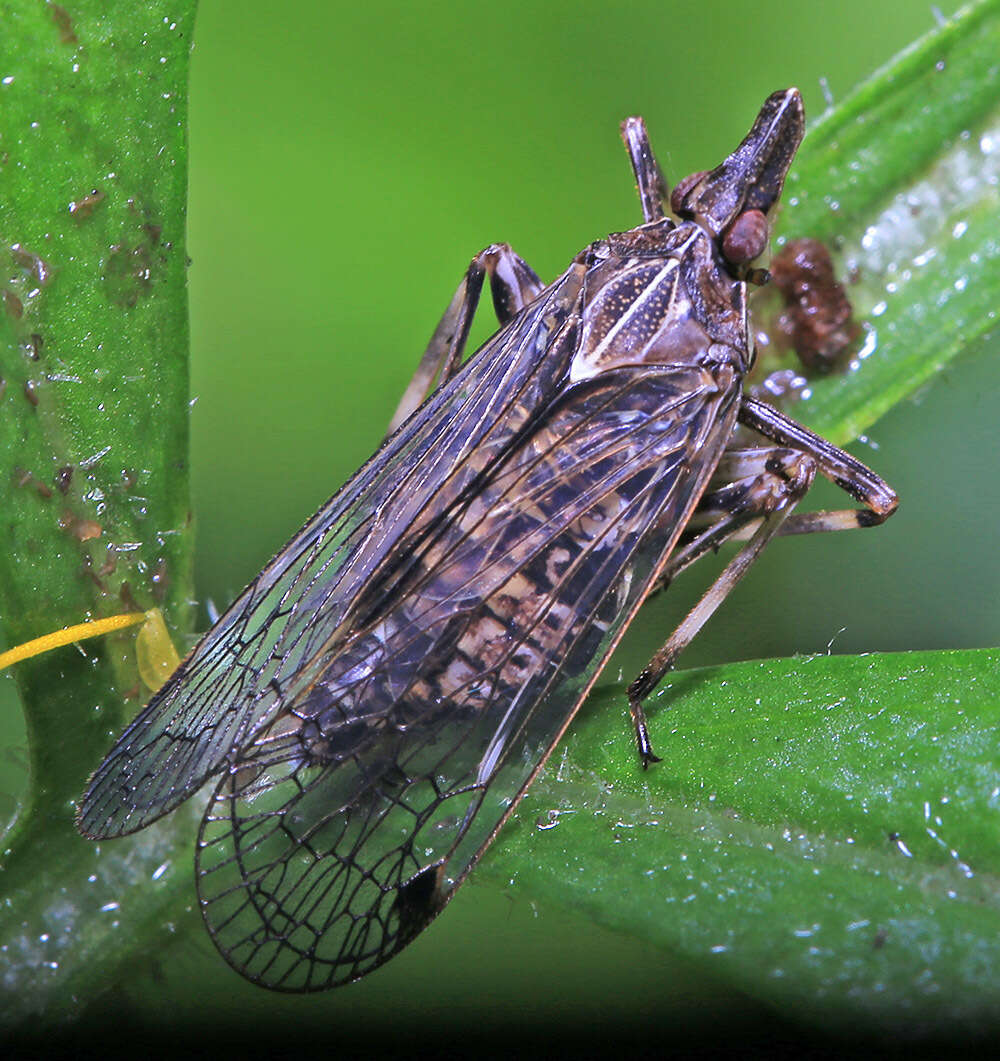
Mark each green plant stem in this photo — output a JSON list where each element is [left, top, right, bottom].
[[0, 1, 197, 1022]]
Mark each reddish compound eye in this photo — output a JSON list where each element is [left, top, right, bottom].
[[722, 208, 769, 264]]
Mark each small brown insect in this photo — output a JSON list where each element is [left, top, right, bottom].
[[12, 466, 52, 499], [78, 90, 896, 993], [3, 289, 24, 320], [50, 3, 78, 44], [73, 519, 102, 542], [54, 465, 74, 494], [58, 511, 101, 540], [10, 243, 54, 286], [68, 188, 106, 218], [770, 237, 859, 370]]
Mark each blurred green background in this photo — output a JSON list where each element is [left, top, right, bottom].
[[9, 0, 1000, 1045], [187, 0, 999, 676]]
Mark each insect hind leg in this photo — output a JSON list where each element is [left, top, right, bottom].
[[387, 244, 543, 433], [628, 446, 819, 767]]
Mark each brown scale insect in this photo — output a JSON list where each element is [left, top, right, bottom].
[[770, 237, 859, 370], [68, 188, 106, 218], [78, 90, 896, 993], [3, 289, 23, 319]]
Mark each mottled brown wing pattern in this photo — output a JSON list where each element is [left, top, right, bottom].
[[78, 268, 584, 839], [74, 91, 832, 995], [195, 362, 741, 990]]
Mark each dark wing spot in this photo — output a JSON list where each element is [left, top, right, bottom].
[[394, 861, 449, 943]]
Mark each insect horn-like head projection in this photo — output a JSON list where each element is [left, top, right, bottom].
[[671, 88, 804, 270]]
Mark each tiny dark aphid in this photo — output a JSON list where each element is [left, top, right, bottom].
[[78, 90, 897, 992]]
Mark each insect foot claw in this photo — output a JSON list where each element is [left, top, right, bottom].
[[640, 749, 663, 770]]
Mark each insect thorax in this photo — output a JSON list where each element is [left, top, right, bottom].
[[570, 222, 751, 383]]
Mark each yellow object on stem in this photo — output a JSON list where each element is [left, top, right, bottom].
[[0, 612, 147, 670], [0, 609, 180, 692]]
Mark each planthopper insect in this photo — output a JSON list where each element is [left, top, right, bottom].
[[78, 88, 897, 992]]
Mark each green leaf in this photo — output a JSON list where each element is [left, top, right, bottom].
[[481, 649, 1000, 1035], [763, 0, 1000, 445], [474, 1, 1000, 1032], [0, 0, 197, 1024]]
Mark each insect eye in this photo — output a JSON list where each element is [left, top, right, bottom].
[[722, 208, 769, 266]]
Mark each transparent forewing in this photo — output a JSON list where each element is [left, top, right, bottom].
[[195, 361, 741, 990], [78, 268, 584, 839]]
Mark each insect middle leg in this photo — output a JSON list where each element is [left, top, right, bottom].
[[658, 435, 890, 589], [388, 244, 544, 432], [628, 400, 898, 765], [627, 444, 820, 764]]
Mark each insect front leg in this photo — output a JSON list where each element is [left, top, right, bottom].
[[387, 244, 544, 433], [621, 117, 670, 223], [666, 424, 897, 566], [738, 395, 899, 530], [628, 445, 820, 767]]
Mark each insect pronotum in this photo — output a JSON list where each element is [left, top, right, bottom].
[[78, 89, 898, 992]]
